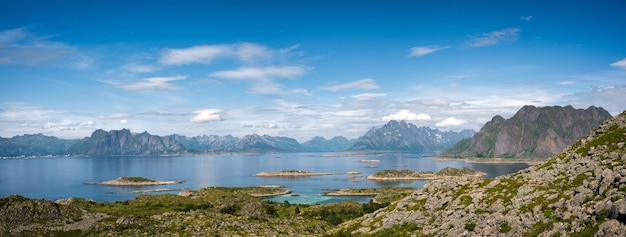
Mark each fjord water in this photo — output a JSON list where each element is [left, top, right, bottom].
[[0, 153, 528, 204]]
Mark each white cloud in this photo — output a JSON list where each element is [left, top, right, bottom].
[[466, 28, 520, 47], [435, 117, 468, 127], [382, 110, 431, 121], [210, 66, 305, 80], [191, 109, 224, 123], [351, 93, 387, 100], [409, 45, 451, 57], [520, 16, 533, 21], [610, 58, 626, 70], [159, 45, 234, 65], [558, 81, 576, 85], [159, 43, 283, 65], [322, 78, 379, 91], [120, 119, 128, 124], [116, 75, 187, 91]]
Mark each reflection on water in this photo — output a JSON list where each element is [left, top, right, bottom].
[[0, 152, 529, 204]]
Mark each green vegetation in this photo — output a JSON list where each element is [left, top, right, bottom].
[[118, 176, 154, 182]]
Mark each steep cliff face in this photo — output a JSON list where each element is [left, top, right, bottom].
[[348, 120, 474, 152], [68, 129, 187, 155], [335, 110, 626, 236], [442, 105, 612, 158]]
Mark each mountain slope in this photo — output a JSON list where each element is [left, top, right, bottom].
[[301, 136, 355, 152], [334, 109, 626, 236], [0, 134, 77, 157], [348, 120, 474, 152], [67, 129, 187, 155], [442, 105, 612, 159]]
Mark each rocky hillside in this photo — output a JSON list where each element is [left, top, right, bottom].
[[302, 136, 355, 152], [332, 109, 626, 236], [442, 105, 612, 159], [349, 120, 474, 152], [68, 129, 187, 155]]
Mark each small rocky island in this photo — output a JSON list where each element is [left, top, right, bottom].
[[255, 170, 361, 177], [85, 176, 183, 186], [366, 167, 486, 181]]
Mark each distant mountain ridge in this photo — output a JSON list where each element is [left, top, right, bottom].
[[301, 136, 356, 152], [348, 120, 475, 152], [68, 129, 187, 155], [442, 105, 612, 159]]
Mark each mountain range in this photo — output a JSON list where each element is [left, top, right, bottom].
[[0, 121, 470, 156], [441, 105, 612, 159]]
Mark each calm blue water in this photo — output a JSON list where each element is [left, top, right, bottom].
[[0, 152, 528, 204]]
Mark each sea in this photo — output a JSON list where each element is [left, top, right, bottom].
[[0, 152, 529, 204]]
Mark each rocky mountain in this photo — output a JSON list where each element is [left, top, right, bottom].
[[301, 136, 355, 152], [348, 120, 475, 152], [67, 129, 187, 155], [235, 134, 303, 152], [0, 134, 77, 157], [333, 109, 626, 236], [169, 134, 238, 151], [442, 105, 612, 159]]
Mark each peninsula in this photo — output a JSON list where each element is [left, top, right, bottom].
[[255, 170, 361, 177], [85, 176, 183, 186], [366, 167, 485, 181]]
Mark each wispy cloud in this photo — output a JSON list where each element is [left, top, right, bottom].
[[351, 93, 386, 101], [558, 81, 576, 85], [610, 58, 626, 70], [116, 75, 187, 91], [465, 27, 520, 47], [191, 109, 224, 123], [409, 45, 451, 57], [520, 16, 534, 21], [210, 66, 305, 80], [382, 110, 431, 121], [0, 27, 84, 66], [123, 63, 160, 73], [159, 43, 280, 65], [322, 78, 379, 91]]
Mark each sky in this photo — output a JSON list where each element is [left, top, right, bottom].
[[1, 0, 625, 142]]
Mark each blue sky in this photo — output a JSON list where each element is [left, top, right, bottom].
[[1, 1, 625, 142]]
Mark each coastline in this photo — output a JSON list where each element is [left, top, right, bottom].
[[428, 157, 543, 165], [366, 172, 486, 181]]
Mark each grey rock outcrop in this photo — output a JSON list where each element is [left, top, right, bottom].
[[335, 109, 626, 236], [443, 105, 612, 159]]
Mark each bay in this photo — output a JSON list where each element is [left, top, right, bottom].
[[0, 152, 528, 204]]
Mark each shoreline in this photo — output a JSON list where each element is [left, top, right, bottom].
[[255, 170, 361, 177], [366, 172, 486, 181], [428, 157, 543, 165]]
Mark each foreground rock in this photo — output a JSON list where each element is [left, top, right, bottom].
[[85, 176, 182, 186], [366, 167, 486, 181], [331, 110, 626, 236]]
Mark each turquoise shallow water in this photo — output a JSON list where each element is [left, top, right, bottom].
[[0, 152, 528, 204]]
